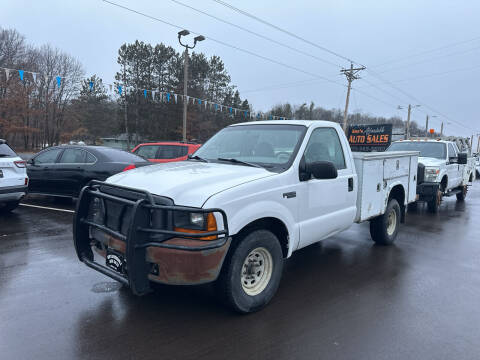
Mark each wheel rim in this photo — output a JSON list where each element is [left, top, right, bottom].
[[387, 209, 397, 236], [241, 247, 273, 296]]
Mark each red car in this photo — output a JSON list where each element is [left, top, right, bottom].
[[131, 142, 201, 163]]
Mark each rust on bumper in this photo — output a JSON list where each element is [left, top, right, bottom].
[[146, 237, 231, 285]]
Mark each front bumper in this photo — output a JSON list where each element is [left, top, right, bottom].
[[416, 182, 440, 202], [73, 180, 230, 295]]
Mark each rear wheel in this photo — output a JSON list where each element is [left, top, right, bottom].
[[0, 200, 20, 213], [456, 185, 467, 201], [216, 229, 284, 313], [370, 198, 400, 245]]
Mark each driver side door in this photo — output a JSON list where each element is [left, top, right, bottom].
[[297, 126, 357, 249]]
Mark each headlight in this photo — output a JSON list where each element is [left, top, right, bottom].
[[425, 168, 440, 181], [174, 211, 218, 240]]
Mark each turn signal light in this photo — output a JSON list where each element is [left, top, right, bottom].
[[122, 164, 136, 172], [174, 213, 218, 240]]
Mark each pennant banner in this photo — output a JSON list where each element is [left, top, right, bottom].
[[56, 76, 61, 88], [18, 70, 24, 81]]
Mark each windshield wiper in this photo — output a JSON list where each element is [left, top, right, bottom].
[[217, 158, 263, 168], [188, 155, 209, 163]]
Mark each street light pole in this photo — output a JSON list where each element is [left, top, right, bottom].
[[178, 30, 205, 142]]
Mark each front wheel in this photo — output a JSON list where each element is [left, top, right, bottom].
[[216, 229, 284, 313], [427, 190, 442, 213], [370, 198, 401, 245]]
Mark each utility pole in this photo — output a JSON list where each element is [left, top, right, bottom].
[[398, 104, 420, 139], [122, 63, 130, 151], [425, 114, 429, 137], [341, 63, 365, 133], [178, 30, 205, 142], [440, 122, 444, 136]]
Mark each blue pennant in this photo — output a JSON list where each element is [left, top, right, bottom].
[[198, 99, 202, 105], [118, 85, 122, 95], [215, 104, 218, 111], [18, 70, 24, 81], [144, 89, 147, 98], [56, 76, 61, 88], [166, 93, 171, 102], [229, 107, 232, 113], [244, 111, 248, 117], [89, 81, 93, 90]]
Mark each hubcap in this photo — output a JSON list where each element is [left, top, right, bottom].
[[387, 209, 397, 236], [241, 247, 273, 296]]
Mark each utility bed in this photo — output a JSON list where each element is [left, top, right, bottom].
[[353, 151, 418, 222]]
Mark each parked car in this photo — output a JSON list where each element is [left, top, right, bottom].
[[387, 139, 475, 212], [27, 146, 151, 198], [0, 139, 28, 212], [74, 120, 418, 313], [131, 141, 201, 163]]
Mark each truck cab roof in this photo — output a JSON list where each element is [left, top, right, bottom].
[[231, 120, 336, 128]]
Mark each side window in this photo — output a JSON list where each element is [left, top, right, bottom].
[[135, 145, 159, 159], [58, 149, 86, 164], [85, 151, 97, 164], [34, 149, 62, 164], [303, 127, 346, 170], [448, 143, 457, 159]]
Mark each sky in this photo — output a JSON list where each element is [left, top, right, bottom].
[[2, 0, 480, 138]]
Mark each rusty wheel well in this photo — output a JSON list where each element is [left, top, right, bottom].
[[235, 217, 289, 258], [389, 185, 405, 222]]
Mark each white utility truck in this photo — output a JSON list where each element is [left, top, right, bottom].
[[387, 139, 475, 212], [74, 120, 418, 313], [0, 139, 28, 213]]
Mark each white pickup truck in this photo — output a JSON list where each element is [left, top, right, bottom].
[[387, 139, 475, 212], [74, 120, 418, 313]]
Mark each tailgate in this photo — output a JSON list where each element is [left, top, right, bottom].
[[0, 158, 26, 187]]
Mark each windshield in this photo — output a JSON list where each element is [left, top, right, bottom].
[[387, 141, 447, 159], [193, 124, 307, 170]]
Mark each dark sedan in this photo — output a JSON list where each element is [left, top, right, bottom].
[[27, 146, 151, 197]]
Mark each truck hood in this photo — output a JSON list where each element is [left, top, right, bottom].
[[106, 161, 275, 207], [418, 157, 445, 167]]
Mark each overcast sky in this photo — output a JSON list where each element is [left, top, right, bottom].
[[2, 0, 480, 137]]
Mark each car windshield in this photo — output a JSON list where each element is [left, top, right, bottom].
[[193, 124, 306, 170], [387, 141, 447, 159], [0, 143, 17, 157]]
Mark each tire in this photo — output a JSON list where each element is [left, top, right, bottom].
[[427, 190, 442, 213], [370, 198, 401, 245], [216, 229, 284, 313], [0, 201, 20, 213], [456, 185, 467, 201]]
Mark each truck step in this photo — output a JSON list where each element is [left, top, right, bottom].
[[443, 189, 462, 197]]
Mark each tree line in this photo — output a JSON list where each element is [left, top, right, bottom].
[[1, 27, 421, 151]]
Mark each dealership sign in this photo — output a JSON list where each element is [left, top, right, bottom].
[[347, 124, 393, 152]]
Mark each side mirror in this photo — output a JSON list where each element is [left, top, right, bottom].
[[458, 152, 468, 165], [300, 159, 337, 181]]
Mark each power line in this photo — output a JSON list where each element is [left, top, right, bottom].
[[357, 65, 480, 89], [169, 0, 341, 68], [211, 0, 362, 66], [102, 0, 346, 87], [373, 35, 480, 68], [376, 44, 480, 74]]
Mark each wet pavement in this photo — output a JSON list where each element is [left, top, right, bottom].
[[1, 185, 479, 360]]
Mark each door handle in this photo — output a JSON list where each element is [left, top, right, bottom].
[[348, 177, 354, 192]]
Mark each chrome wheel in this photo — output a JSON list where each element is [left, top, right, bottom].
[[241, 247, 273, 296], [386, 209, 397, 236]]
